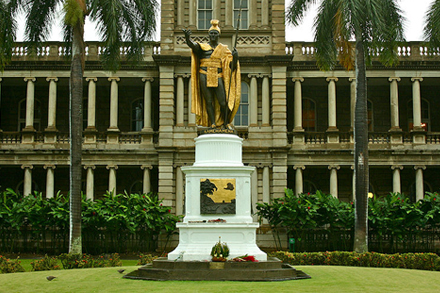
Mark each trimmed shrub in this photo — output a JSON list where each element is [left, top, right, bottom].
[[137, 253, 158, 265], [0, 255, 25, 273], [30, 255, 61, 271], [58, 253, 122, 269], [271, 251, 440, 271]]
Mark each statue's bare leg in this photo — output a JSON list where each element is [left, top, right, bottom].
[[199, 74, 216, 127], [215, 79, 229, 128]]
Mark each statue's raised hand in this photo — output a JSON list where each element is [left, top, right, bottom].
[[182, 29, 192, 38]]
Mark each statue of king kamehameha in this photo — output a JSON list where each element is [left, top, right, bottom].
[[183, 20, 241, 129]]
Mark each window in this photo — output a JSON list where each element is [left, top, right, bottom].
[[233, 0, 249, 29], [131, 99, 144, 131], [367, 99, 373, 131], [302, 98, 316, 132], [18, 99, 41, 131], [234, 82, 249, 126], [198, 0, 213, 30], [407, 99, 430, 131]]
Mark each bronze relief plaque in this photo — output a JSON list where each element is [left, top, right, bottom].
[[200, 178, 236, 214]]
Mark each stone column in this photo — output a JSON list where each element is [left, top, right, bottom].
[[329, 165, 340, 198], [21, 165, 33, 196], [293, 165, 305, 196], [141, 165, 152, 194], [188, 0, 196, 28], [44, 165, 56, 199], [84, 165, 95, 200], [107, 165, 118, 194], [389, 77, 401, 130], [391, 165, 403, 194], [46, 77, 58, 130], [23, 77, 36, 131], [263, 166, 270, 203], [108, 77, 120, 130], [292, 77, 304, 130], [411, 77, 425, 144], [414, 165, 426, 202], [107, 77, 120, 143], [411, 77, 423, 129], [327, 77, 338, 130], [261, 0, 269, 27], [176, 0, 183, 27], [349, 78, 356, 143], [176, 74, 185, 126], [262, 75, 270, 126], [175, 166, 184, 215], [142, 78, 153, 130], [84, 77, 98, 143], [225, 0, 233, 28], [188, 76, 196, 125], [249, 74, 258, 126], [86, 78, 97, 129], [45, 77, 58, 143], [213, 0, 221, 20], [389, 77, 403, 144], [249, 0, 257, 28], [326, 77, 339, 143]]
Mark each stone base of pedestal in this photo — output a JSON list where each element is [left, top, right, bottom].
[[124, 257, 311, 281], [168, 222, 267, 261]]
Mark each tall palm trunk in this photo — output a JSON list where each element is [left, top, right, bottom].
[[69, 19, 85, 254], [353, 38, 369, 253]]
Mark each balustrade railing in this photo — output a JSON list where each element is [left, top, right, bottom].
[[427, 132, 440, 144], [0, 132, 22, 144], [10, 41, 161, 62], [119, 132, 142, 144], [285, 41, 440, 62]]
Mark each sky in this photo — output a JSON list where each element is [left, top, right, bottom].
[[286, 0, 434, 41], [15, 0, 434, 42]]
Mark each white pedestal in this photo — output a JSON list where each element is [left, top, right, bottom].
[[168, 134, 267, 261]]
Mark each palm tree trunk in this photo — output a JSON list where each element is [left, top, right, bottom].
[[353, 38, 369, 253], [69, 19, 85, 254]]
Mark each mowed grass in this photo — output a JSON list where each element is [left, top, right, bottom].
[[1, 265, 440, 293]]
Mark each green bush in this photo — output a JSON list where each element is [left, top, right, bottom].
[[0, 255, 25, 273], [271, 251, 440, 271], [30, 255, 61, 271], [137, 253, 158, 265], [58, 253, 122, 269]]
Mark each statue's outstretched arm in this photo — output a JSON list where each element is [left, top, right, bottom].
[[182, 29, 200, 52]]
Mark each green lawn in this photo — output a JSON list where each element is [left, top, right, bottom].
[[1, 265, 440, 293]]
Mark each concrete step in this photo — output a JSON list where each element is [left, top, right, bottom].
[[123, 257, 311, 281]]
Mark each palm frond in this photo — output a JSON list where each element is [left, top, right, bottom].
[[313, 0, 340, 71], [287, 0, 319, 26], [424, 0, 440, 48], [24, 0, 63, 46], [0, 0, 24, 71], [88, 0, 158, 71]]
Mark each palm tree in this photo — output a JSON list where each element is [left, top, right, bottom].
[[287, 0, 404, 252], [424, 0, 440, 48], [0, 0, 157, 254]]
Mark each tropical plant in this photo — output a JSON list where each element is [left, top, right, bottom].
[[287, 0, 405, 252], [424, 0, 440, 50], [0, 0, 158, 254], [210, 237, 230, 260]]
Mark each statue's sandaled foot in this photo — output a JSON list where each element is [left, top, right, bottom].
[[210, 124, 217, 129], [226, 124, 235, 130]]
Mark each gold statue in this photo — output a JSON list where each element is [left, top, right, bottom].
[[183, 20, 241, 129]]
